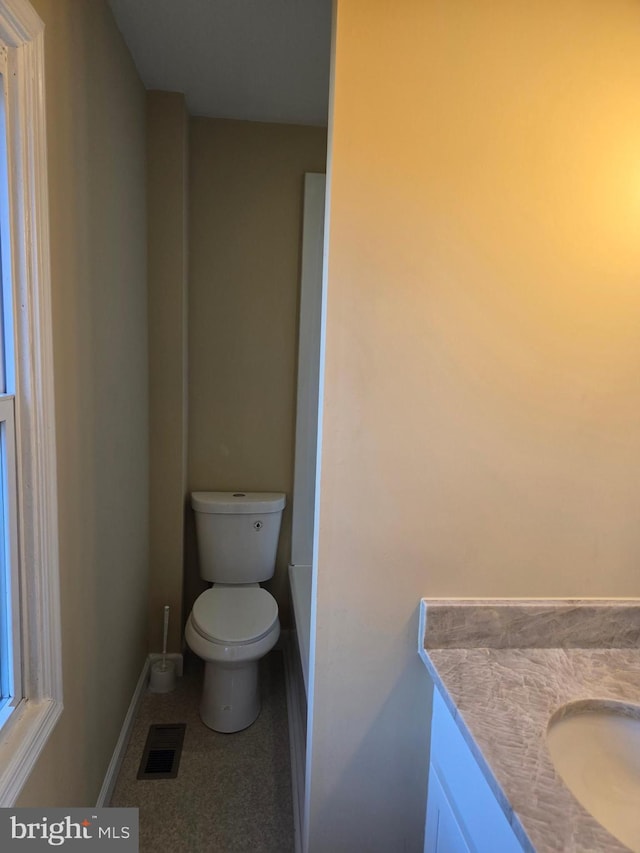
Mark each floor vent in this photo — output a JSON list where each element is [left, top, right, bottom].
[[137, 723, 186, 780]]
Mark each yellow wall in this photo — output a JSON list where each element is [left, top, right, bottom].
[[18, 0, 148, 806], [187, 118, 326, 624], [147, 91, 189, 652], [308, 0, 640, 848]]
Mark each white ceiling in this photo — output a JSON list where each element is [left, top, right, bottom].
[[108, 0, 332, 127]]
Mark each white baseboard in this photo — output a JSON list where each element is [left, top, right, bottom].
[[95, 656, 151, 807], [282, 629, 307, 853]]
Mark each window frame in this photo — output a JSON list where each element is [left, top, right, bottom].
[[0, 0, 62, 806]]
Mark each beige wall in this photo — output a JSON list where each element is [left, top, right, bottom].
[[147, 92, 189, 652], [18, 0, 148, 806], [187, 118, 326, 625], [308, 0, 640, 849]]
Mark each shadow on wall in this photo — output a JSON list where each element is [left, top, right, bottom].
[[182, 501, 207, 637], [309, 653, 433, 853], [180, 495, 209, 645]]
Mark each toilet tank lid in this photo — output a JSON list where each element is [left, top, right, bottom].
[[191, 491, 286, 514]]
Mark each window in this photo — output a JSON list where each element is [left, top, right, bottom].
[[0, 65, 20, 731], [0, 0, 62, 805], [0, 396, 20, 731]]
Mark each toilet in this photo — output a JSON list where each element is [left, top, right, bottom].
[[185, 490, 285, 732]]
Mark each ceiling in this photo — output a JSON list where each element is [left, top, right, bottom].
[[108, 0, 332, 127]]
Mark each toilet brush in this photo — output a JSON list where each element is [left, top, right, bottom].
[[149, 604, 177, 693], [161, 604, 169, 671]]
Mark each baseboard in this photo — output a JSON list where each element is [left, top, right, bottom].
[[95, 655, 151, 807], [282, 629, 306, 853]]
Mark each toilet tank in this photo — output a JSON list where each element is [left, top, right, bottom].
[[191, 491, 286, 583]]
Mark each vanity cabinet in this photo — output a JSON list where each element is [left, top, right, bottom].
[[425, 687, 523, 853]]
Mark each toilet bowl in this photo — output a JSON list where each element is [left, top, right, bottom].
[[185, 491, 286, 733], [185, 585, 280, 732]]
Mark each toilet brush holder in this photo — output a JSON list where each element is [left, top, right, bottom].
[[149, 658, 176, 693], [149, 603, 176, 692]]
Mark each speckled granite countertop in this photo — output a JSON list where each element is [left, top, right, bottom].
[[419, 599, 640, 853]]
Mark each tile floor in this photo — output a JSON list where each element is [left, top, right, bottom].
[[110, 650, 295, 853]]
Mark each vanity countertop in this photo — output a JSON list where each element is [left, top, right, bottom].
[[419, 599, 640, 853]]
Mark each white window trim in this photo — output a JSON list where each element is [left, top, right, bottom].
[[0, 0, 62, 805]]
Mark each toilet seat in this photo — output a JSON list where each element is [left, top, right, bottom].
[[191, 587, 278, 645]]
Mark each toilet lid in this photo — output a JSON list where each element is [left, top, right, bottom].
[[192, 587, 278, 645]]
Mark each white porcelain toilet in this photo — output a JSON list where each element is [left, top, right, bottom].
[[185, 490, 285, 733]]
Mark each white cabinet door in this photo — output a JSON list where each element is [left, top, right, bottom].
[[426, 688, 524, 853], [425, 765, 470, 853]]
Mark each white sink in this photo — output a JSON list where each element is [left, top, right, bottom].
[[546, 700, 640, 851]]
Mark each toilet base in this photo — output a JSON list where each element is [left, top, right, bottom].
[[200, 659, 260, 733]]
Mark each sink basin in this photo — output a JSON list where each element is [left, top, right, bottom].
[[546, 700, 640, 851]]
